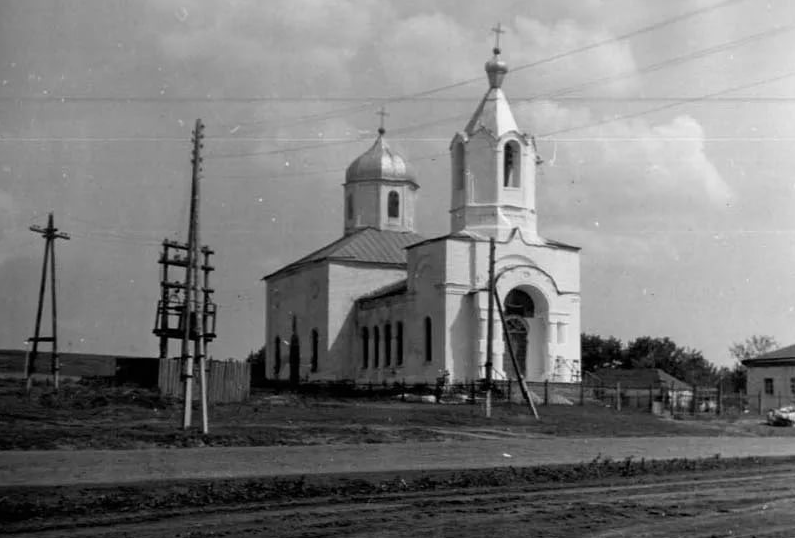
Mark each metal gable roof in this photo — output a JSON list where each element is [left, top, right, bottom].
[[592, 368, 691, 390], [263, 228, 425, 280], [742, 343, 795, 366]]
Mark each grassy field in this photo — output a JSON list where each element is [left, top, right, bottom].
[[0, 378, 790, 450]]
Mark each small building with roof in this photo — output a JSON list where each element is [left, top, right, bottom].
[[742, 344, 795, 410], [263, 42, 581, 384]]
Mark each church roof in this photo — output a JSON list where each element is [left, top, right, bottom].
[[591, 368, 691, 390], [742, 343, 795, 366], [464, 47, 519, 138], [263, 227, 425, 280], [345, 132, 417, 185]]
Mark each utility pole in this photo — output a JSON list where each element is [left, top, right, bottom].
[[181, 119, 206, 431], [495, 288, 539, 420], [485, 237, 495, 418], [25, 213, 70, 392]]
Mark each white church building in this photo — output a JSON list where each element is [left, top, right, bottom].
[[263, 44, 581, 384]]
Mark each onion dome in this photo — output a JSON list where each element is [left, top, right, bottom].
[[345, 130, 417, 184], [485, 46, 508, 89]]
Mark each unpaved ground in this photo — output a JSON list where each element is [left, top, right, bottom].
[[7, 436, 795, 487], [1, 381, 791, 450], [4, 459, 795, 537]]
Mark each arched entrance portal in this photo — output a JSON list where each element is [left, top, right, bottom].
[[503, 289, 534, 380]]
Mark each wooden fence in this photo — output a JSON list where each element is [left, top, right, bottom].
[[158, 359, 250, 403]]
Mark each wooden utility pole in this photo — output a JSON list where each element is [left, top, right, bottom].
[[25, 213, 69, 392], [485, 237, 495, 418], [181, 119, 207, 431]]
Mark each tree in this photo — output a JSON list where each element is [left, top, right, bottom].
[[580, 333, 623, 372], [727, 335, 778, 393], [246, 345, 267, 384], [623, 336, 719, 386]]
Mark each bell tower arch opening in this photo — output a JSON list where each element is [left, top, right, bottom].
[[503, 288, 533, 380], [503, 140, 521, 188], [501, 285, 551, 381]]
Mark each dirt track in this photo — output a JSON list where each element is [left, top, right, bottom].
[[5, 464, 795, 537], [4, 436, 795, 487]]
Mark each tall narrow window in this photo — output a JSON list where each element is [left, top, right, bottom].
[[388, 191, 400, 218], [310, 329, 319, 373], [503, 141, 520, 188], [452, 142, 465, 190], [273, 336, 281, 377], [361, 327, 369, 369], [396, 321, 404, 366], [424, 317, 432, 363], [384, 323, 392, 367], [373, 326, 380, 367], [765, 378, 774, 395], [346, 194, 353, 220]]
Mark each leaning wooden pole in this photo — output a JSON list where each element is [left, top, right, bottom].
[[495, 288, 539, 420], [181, 119, 204, 430], [26, 213, 69, 393], [485, 237, 495, 418], [195, 188, 208, 435], [27, 228, 50, 393], [49, 233, 59, 390]]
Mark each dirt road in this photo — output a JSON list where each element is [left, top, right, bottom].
[[3, 436, 795, 486], [5, 465, 795, 537]]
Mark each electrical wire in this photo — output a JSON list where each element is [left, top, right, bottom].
[[206, 20, 793, 160], [231, 0, 748, 130]]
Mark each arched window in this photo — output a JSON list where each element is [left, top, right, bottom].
[[396, 321, 404, 366], [361, 327, 369, 369], [384, 323, 392, 367], [424, 317, 432, 363], [452, 142, 465, 190], [310, 329, 319, 373], [503, 141, 521, 188], [273, 335, 281, 377], [346, 194, 354, 220], [373, 326, 380, 367], [388, 191, 399, 218]]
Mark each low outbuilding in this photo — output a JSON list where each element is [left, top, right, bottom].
[[742, 343, 795, 410]]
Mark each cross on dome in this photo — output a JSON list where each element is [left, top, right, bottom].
[[376, 106, 389, 135], [491, 22, 505, 54], [484, 23, 509, 89]]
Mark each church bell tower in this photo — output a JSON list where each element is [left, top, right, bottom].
[[449, 29, 539, 241]]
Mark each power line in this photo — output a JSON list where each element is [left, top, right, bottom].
[[231, 0, 747, 130], [207, 19, 790, 160], [538, 68, 795, 138], [529, 23, 795, 102], [0, 2, 765, 151], [6, 94, 795, 106]]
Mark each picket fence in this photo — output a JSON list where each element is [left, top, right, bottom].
[[158, 358, 250, 403]]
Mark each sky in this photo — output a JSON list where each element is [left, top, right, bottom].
[[2, 0, 795, 367]]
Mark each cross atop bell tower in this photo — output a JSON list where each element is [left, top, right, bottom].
[[376, 106, 389, 135], [491, 22, 505, 51]]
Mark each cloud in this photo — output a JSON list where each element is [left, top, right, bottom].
[[151, 0, 390, 96], [519, 100, 733, 235], [373, 14, 640, 99], [510, 16, 639, 97]]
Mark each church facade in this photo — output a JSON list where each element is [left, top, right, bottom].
[[263, 45, 581, 384]]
